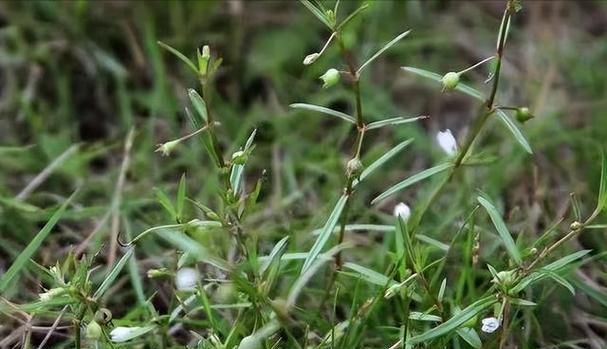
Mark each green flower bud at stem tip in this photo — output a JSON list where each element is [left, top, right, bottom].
[[320, 68, 340, 88], [231, 150, 248, 165], [515, 107, 534, 123], [441, 72, 460, 91], [155, 139, 180, 156], [86, 321, 102, 340]]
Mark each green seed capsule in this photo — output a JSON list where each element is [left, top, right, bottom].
[[515, 107, 534, 123], [86, 321, 102, 340], [441, 72, 460, 91], [320, 68, 340, 88]]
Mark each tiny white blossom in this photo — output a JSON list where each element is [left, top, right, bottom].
[[175, 268, 199, 291], [393, 202, 411, 221], [110, 327, 142, 342], [481, 317, 501, 333], [436, 129, 458, 156]]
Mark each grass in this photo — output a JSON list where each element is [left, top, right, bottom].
[[1, 0, 607, 348]]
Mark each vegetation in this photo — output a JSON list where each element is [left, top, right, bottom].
[[1, 1, 607, 348]]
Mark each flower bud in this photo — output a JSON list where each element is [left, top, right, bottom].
[[198, 45, 211, 75], [436, 129, 458, 156], [175, 267, 199, 291], [346, 157, 363, 178], [393, 202, 411, 221], [86, 321, 102, 340], [441, 72, 460, 91], [155, 139, 180, 157], [493, 270, 516, 287], [231, 150, 248, 165], [303, 53, 319, 65], [320, 68, 340, 88], [110, 326, 146, 343], [570, 221, 583, 231], [238, 335, 261, 349], [515, 107, 534, 123]]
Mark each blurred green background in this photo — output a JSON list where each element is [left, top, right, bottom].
[[1, 0, 607, 346]]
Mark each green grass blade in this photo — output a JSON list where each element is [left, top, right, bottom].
[[357, 30, 411, 74], [290, 103, 356, 124], [336, 2, 369, 31], [301, 194, 348, 273], [371, 162, 452, 205], [176, 173, 186, 221], [357, 139, 413, 184], [477, 194, 522, 265], [0, 191, 76, 293], [93, 247, 134, 300], [496, 109, 533, 154], [407, 296, 497, 345]]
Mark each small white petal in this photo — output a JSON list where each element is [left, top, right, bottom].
[[110, 327, 139, 342], [481, 317, 501, 333], [436, 129, 458, 156], [175, 268, 199, 291], [393, 202, 411, 221]]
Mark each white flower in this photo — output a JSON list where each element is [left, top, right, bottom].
[[175, 268, 199, 291], [110, 326, 142, 342], [481, 317, 501, 333], [393, 202, 411, 221], [436, 129, 458, 156]]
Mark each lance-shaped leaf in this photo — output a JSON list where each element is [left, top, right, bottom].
[[301, 194, 348, 273], [496, 109, 532, 154], [290, 103, 356, 124], [477, 194, 522, 265], [94, 248, 134, 300], [366, 116, 426, 130], [158, 41, 198, 74], [356, 139, 413, 185], [371, 162, 453, 205], [407, 296, 497, 345], [597, 151, 607, 212], [357, 30, 411, 74]]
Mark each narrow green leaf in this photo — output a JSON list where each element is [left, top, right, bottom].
[[357, 139, 413, 184], [407, 296, 497, 345], [176, 174, 186, 221], [509, 298, 537, 307], [402, 66, 484, 100], [512, 250, 591, 293], [158, 41, 198, 74], [185, 107, 221, 167], [342, 262, 396, 287], [301, 195, 348, 273], [540, 270, 575, 295], [409, 312, 442, 322], [154, 188, 176, 221], [477, 195, 522, 265], [371, 162, 453, 205], [160, 228, 230, 271], [93, 248, 134, 299], [299, 0, 333, 29], [496, 109, 533, 154], [290, 103, 356, 124], [366, 116, 425, 130], [259, 236, 289, 275], [357, 30, 411, 74], [456, 327, 482, 349], [437, 278, 447, 302], [188, 89, 208, 124], [0, 192, 76, 293], [597, 151, 607, 211], [336, 3, 369, 31]]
